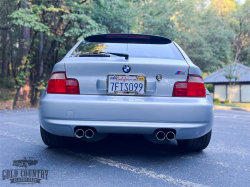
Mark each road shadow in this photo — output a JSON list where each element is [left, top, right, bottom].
[[43, 134, 205, 164]]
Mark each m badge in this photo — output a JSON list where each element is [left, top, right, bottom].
[[175, 71, 185, 75]]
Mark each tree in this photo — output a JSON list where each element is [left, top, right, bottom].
[[140, 0, 234, 72], [0, 0, 13, 78], [178, 7, 234, 72], [8, 0, 140, 107], [211, 0, 236, 16], [230, 1, 250, 63], [1, 0, 250, 108], [140, 0, 179, 39]]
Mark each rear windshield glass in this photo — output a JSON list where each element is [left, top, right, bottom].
[[70, 41, 184, 60]]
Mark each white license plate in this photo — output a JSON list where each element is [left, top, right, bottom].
[[108, 75, 146, 95]]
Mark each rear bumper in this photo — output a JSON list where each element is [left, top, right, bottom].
[[39, 93, 214, 139]]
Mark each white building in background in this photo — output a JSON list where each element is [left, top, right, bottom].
[[204, 63, 250, 103]]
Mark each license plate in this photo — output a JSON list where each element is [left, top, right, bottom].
[[107, 75, 146, 95]]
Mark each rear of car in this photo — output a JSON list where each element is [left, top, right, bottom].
[[39, 34, 213, 151]]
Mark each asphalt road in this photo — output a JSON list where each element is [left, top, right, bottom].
[[0, 109, 250, 187]]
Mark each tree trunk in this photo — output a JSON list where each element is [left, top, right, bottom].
[[13, 87, 21, 109], [228, 80, 232, 104], [30, 9, 45, 107], [7, 60, 10, 76], [9, 27, 15, 77], [42, 39, 56, 80], [234, 44, 241, 62], [19, 0, 31, 101], [54, 47, 59, 65], [31, 89, 39, 108], [31, 33, 43, 107], [39, 33, 44, 78], [1, 29, 8, 78]]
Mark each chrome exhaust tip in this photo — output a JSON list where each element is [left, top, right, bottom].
[[166, 131, 176, 141], [156, 131, 166, 141], [85, 129, 94, 139], [75, 129, 84, 138]]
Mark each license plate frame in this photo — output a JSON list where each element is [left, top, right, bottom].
[[107, 74, 146, 95]]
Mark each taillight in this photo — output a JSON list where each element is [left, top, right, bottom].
[[47, 72, 80, 94], [173, 75, 206, 97]]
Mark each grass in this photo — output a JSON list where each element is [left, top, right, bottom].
[[215, 103, 250, 108]]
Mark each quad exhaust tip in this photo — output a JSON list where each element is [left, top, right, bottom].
[[75, 129, 84, 138], [156, 131, 166, 141], [166, 131, 176, 141], [155, 130, 176, 141], [85, 129, 94, 139]]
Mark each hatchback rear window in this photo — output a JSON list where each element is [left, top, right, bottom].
[[70, 41, 184, 60]]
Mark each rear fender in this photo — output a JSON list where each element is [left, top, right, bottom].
[[173, 41, 202, 77]]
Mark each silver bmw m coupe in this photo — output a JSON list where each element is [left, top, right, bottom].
[[39, 34, 213, 151]]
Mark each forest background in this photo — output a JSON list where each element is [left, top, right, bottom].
[[0, 0, 249, 108]]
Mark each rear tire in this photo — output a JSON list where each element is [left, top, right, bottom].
[[40, 126, 74, 148], [177, 130, 212, 152]]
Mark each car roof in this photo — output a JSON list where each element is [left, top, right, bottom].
[[84, 34, 171, 44]]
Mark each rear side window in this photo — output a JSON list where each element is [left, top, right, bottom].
[[70, 41, 184, 60]]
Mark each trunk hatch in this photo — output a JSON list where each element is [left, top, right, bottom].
[[65, 57, 189, 96]]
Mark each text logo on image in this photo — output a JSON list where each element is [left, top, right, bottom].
[[2, 157, 49, 184]]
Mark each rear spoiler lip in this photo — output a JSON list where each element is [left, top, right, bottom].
[[84, 34, 172, 44]]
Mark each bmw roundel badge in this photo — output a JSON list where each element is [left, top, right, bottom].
[[123, 65, 131, 73]]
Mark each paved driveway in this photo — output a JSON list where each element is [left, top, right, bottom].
[[0, 109, 249, 187]]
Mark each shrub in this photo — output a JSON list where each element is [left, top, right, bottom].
[[205, 84, 213, 93], [213, 98, 220, 104], [224, 99, 229, 104]]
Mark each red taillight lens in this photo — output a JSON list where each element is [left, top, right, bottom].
[[66, 79, 79, 94], [47, 72, 79, 94], [173, 75, 206, 97], [173, 82, 188, 96]]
